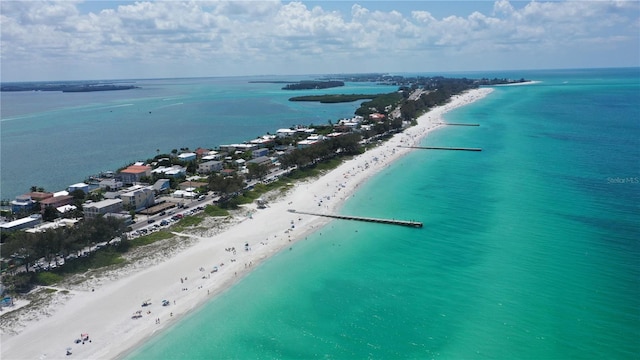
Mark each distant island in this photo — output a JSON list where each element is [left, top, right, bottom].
[[1, 82, 139, 93], [289, 94, 375, 103], [281, 80, 345, 90]]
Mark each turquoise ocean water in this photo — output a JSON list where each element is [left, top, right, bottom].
[[2, 69, 639, 358], [125, 69, 639, 359]]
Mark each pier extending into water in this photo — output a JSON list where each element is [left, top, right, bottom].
[[398, 145, 482, 152], [441, 122, 480, 126], [288, 209, 423, 228]]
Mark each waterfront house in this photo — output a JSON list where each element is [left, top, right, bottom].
[[118, 165, 151, 185], [68, 182, 89, 194], [40, 195, 74, 214], [83, 199, 123, 219], [276, 128, 296, 138], [99, 178, 123, 191], [10, 195, 35, 214], [27, 192, 54, 202]]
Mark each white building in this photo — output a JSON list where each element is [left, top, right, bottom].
[[177, 152, 197, 162], [120, 186, 155, 211], [99, 178, 123, 191], [0, 215, 42, 232], [83, 199, 123, 219], [198, 160, 223, 174], [68, 182, 89, 194], [276, 128, 296, 138], [152, 165, 186, 178]]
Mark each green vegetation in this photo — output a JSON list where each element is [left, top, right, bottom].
[[289, 94, 375, 103], [204, 205, 230, 217], [35, 272, 63, 286], [130, 231, 174, 247], [278, 133, 362, 170], [282, 80, 344, 90]]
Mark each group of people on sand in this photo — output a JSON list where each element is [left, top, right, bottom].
[[66, 334, 91, 356]]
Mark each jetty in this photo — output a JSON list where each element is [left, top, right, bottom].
[[398, 145, 482, 152], [288, 209, 423, 228], [441, 122, 480, 126]]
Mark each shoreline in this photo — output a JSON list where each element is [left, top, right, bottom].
[[1, 87, 493, 360]]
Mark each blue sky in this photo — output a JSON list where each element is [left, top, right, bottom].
[[1, 1, 639, 81]]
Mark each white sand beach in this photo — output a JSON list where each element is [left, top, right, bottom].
[[1, 87, 492, 360]]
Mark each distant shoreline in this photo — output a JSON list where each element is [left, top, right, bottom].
[[0, 83, 139, 93]]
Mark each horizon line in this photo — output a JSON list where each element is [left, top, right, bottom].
[[2, 66, 638, 84]]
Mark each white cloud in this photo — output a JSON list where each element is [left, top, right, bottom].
[[1, 0, 638, 81]]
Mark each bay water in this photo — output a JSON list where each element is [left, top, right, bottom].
[[0, 77, 397, 200]]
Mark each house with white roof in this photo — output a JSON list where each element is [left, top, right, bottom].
[[68, 182, 89, 194], [177, 152, 197, 162], [276, 128, 296, 138]]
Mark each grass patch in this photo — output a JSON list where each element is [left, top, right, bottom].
[[171, 216, 204, 232], [315, 158, 344, 171], [130, 231, 174, 247], [53, 249, 126, 275], [236, 191, 261, 205], [36, 272, 63, 286], [204, 205, 229, 217]]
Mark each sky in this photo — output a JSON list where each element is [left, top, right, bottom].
[[1, 0, 639, 81]]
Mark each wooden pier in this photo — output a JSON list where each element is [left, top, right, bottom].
[[399, 145, 482, 152], [441, 122, 480, 126], [288, 209, 423, 228]]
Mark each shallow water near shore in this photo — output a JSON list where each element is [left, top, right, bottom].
[[126, 68, 639, 359]]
